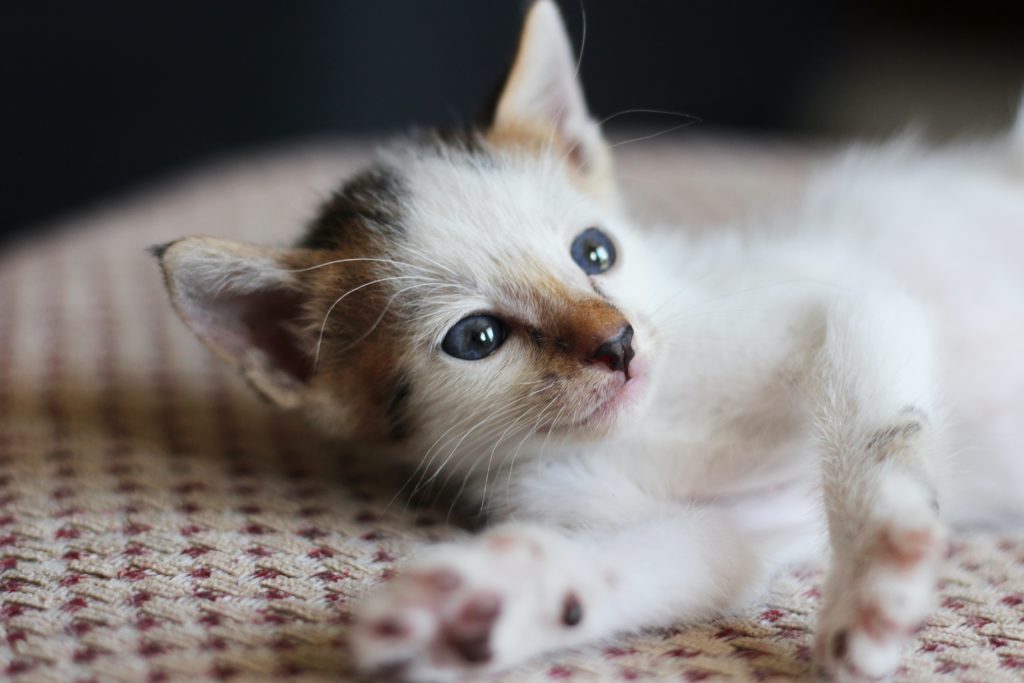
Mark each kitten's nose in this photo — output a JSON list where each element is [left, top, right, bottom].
[[588, 325, 635, 378]]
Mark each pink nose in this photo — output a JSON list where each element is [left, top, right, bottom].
[[587, 325, 634, 378]]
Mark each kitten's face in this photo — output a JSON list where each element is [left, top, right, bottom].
[[156, 1, 660, 463], [299, 141, 660, 451]]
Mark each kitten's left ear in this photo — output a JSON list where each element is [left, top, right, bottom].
[[490, 0, 616, 202], [154, 237, 317, 409]]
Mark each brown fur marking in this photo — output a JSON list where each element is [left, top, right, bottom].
[[296, 166, 411, 436], [866, 421, 923, 461]]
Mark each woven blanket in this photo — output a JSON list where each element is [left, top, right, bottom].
[[1, 138, 1022, 682]]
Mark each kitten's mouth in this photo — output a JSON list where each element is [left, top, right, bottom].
[[573, 363, 647, 428]]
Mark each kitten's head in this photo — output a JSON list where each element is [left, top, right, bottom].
[[156, 1, 663, 460]]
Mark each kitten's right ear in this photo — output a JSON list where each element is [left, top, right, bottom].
[[153, 237, 317, 409], [488, 0, 617, 204]]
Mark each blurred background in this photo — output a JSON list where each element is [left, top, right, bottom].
[[2, 0, 1022, 243]]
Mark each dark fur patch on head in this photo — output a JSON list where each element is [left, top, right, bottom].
[[386, 377, 414, 441], [300, 166, 406, 250]]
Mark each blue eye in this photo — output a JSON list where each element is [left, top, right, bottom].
[[441, 315, 507, 360], [570, 227, 616, 274]]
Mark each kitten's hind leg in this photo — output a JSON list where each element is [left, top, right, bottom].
[[812, 293, 946, 682]]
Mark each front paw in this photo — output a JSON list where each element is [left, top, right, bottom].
[[814, 520, 945, 682], [351, 527, 593, 682]]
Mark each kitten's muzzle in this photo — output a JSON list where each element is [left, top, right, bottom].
[[587, 324, 635, 379]]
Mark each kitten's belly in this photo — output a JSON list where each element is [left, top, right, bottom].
[[690, 464, 821, 533], [708, 478, 826, 564], [620, 411, 819, 510], [930, 299, 1024, 526], [869, 186, 1024, 525], [623, 430, 826, 562]]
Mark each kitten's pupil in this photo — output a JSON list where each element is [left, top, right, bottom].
[[571, 228, 616, 274], [442, 315, 507, 360]]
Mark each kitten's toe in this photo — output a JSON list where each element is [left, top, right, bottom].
[[814, 520, 944, 682], [441, 592, 502, 664], [351, 560, 520, 680], [351, 527, 593, 681], [815, 621, 906, 682]]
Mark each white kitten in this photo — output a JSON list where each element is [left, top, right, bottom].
[[154, 2, 1024, 681]]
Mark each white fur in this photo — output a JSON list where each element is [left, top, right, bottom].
[[352, 122, 1024, 683], [291, 5, 1024, 682], [153, 11, 1023, 677]]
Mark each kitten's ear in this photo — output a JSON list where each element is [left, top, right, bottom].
[[154, 237, 316, 409], [490, 0, 615, 199]]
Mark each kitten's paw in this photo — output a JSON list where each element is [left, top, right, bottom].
[[814, 519, 945, 682], [351, 527, 596, 682]]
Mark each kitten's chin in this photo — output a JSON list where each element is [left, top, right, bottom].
[[569, 360, 650, 433]]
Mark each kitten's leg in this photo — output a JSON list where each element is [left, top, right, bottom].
[[352, 508, 760, 682], [812, 293, 946, 682]]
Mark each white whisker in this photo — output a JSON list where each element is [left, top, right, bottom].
[[417, 382, 556, 496], [313, 275, 428, 368]]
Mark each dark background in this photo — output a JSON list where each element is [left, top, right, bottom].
[[3, 1, 1022, 241]]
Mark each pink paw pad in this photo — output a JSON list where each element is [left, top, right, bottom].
[[442, 592, 502, 663], [856, 602, 902, 641], [880, 526, 940, 569]]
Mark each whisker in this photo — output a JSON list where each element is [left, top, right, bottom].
[[313, 274, 429, 368], [573, 0, 587, 80], [418, 408, 522, 502], [283, 255, 461, 282], [648, 266, 722, 318], [598, 107, 702, 128], [537, 403, 569, 464], [393, 410, 483, 511], [474, 391, 558, 516], [607, 119, 702, 151], [399, 383, 554, 509], [445, 404, 544, 522], [453, 400, 553, 521], [337, 282, 462, 353], [504, 394, 561, 504], [417, 382, 556, 496]]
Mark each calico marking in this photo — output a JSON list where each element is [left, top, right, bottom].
[[301, 166, 407, 249]]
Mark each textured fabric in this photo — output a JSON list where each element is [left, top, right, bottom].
[[1, 138, 1022, 682]]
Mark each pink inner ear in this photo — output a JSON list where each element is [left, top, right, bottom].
[[199, 286, 314, 385], [240, 288, 314, 383]]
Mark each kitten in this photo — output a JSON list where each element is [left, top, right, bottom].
[[154, 1, 1024, 681]]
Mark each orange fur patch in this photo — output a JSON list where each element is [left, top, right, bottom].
[[301, 243, 413, 441]]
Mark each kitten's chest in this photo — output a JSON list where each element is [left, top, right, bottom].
[[640, 318, 818, 498], [617, 373, 817, 503]]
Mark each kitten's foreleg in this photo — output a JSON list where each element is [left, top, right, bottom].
[[352, 507, 760, 681], [812, 292, 946, 682]]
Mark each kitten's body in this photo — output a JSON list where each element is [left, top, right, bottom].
[[401, 134, 1024, 532], [596, 138, 1024, 531], [155, 3, 1024, 681]]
